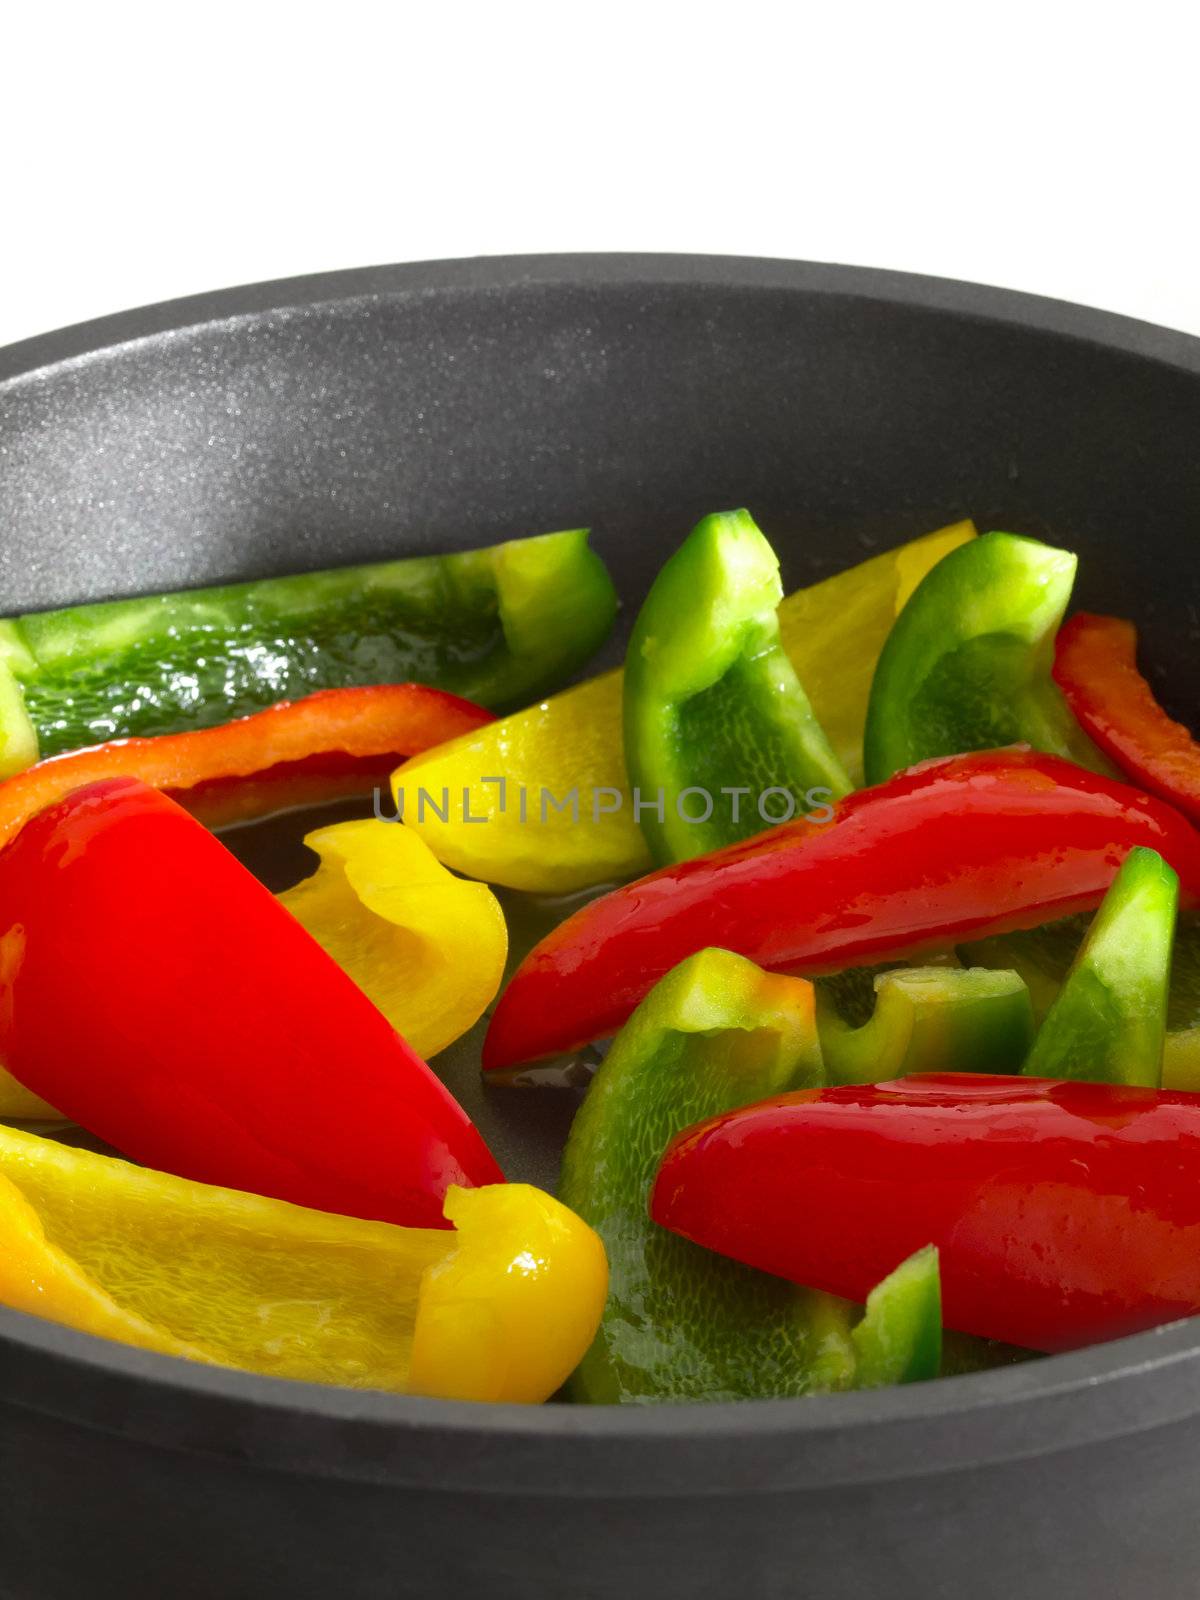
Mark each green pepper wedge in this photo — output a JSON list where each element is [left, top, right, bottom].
[[1021, 847, 1177, 1086], [623, 510, 851, 865], [817, 966, 1036, 1085], [863, 531, 1109, 785], [0, 528, 617, 771], [558, 946, 941, 1403]]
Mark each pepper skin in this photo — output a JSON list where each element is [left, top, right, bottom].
[[0, 683, 491, 852], [0, 778, 502, 1227], [623, 510, 850, 864], [1021, 846, 1177, 1087], [863, 532, 1109, 785], [817, 966, 1036, 1085], [0, 527, 616, 762], [651, 1074, 1200, 1353], [1053, 612, 1200, 826], [558, 947, 940, 1402], [484, 750, 1200, 1069]]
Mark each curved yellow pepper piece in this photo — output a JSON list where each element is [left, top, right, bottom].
[[410, 1183, 610, 1403], [277, 818, 508, 1060], [0, 817, 508, 1119], [393, 522, 976, 893], [0, 1122, 606, 1402]]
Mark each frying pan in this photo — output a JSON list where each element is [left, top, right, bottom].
[[2, 255, 1199, 1599]]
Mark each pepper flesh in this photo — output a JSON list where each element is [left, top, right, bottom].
[[0, 1121, 603, 1402], [651, 1074, 1200, 1353], [392, 522, 976, 893], [1022, 846, 1176, 1087], [863, 532, 1108, 785], [0, 527, 616, 764], [623, 510, 850, 864], [0, 778, 502, 1226], [278, 819, 508, 1061], [558, 947, 940, 1402], [484, 750, 1200, 1069], [1053, 612, 1200, 826], [0, 683, 491, 854]]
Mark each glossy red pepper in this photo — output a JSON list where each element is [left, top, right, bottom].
[[484, 750, 1200, 1068], [651, 1074, 1200, 1352], [0, 684, 493, 850], [0, 778, 502, 1226], [1054, 612, 1200, 826]]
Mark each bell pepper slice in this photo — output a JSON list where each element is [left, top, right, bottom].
[[484, 750, 1200, 1069], [0, 683, 491, 853], [623, 510, 850, 864], [558, 947, 940, 1401], [0, 778, 502, 1226], [1022, 846, 1176, 1086], [392, 522, 976, 894], [817, 966, 1035, 1085], [963, 908, 1200, 1091], [851, 1245, 943, 1389], [0, 528, 616, 768], [0, 1121, 604, 1401], [409, 1183, 609, 1403], [863, 531, 1109, 785], [1053, 612, 1200, 826], [651, 1073, 1200, 1353], [278, 819, 508, 1061], [0, 815, 508, 1121]]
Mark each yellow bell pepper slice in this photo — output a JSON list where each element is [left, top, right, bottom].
[[277, 818, 508, 1060], [0, 1122, 607, 1401], [0, 817, 508, 1120], [392, 521, 977, 893]]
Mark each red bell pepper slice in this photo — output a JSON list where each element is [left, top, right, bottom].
[[483, 750, 1200, 1069], [0, 684, 492, 850], [651, 1074, 1200, 1353], [0, 777, 503, 1227], [1054, 612, 1200, 826]]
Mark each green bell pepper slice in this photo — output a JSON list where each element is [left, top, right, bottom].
[[623, 510, 851, 865], [1021, 847, 1177, 1086], [558, 946, 941, 1403], [817, 965, 1036, 1085], [0, 528, 617, 769], [863, 531, 1109, 785]]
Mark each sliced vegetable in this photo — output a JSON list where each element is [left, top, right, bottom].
[[0, 528, 616, 764], [1022, 847, 1176, 1086], [1054, 612, 1200, 825], [623, 510, 850, 864], [963, 911, 1200, 1091], [407, 1184, 609, 1403], [851, 1245, 942, 1388], [0, 813, 508, 1122], [484, 750, 1200, 1069], [0, 1122, 603, 1401], [0, 661, 38, 781], [818, 966, 1035, 1084], [0, 778, 502, 1227], [278, 819, 507, 1060], [863, 532, 1108, 785], [393, 522, 976, 893], [0, 684, 490, 854], [651, 1073, 1200, 1353], [558, 948, 940, 1402]]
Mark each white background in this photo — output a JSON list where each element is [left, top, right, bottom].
[[2, 3, 1197, 350]]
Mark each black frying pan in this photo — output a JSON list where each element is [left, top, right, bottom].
[[2, 256, 1199, 1600]]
